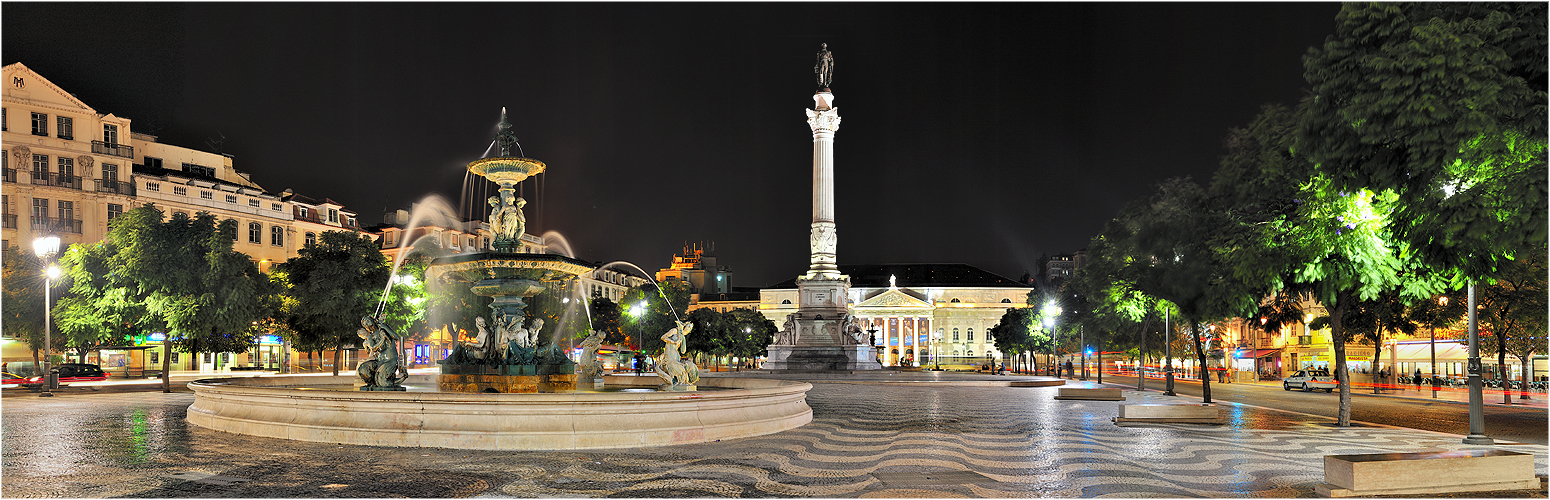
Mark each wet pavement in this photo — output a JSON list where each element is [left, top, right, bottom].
[[2, 372, 1546, 498]]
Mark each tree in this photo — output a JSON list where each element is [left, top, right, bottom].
[[277, 230, 388, 376], [622, 280, 691, 355], [1301, 3, 1547, 282], [1477, 248, 1547, 402], [587, 296, 625, 347], [725, 307, 776, 366], [53, 241, 141, 364], [98, 205, 276, 391], [1, 246, 61, 375]]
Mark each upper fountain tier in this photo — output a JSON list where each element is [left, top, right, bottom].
[[473, 107, 546, 186], [469, 156, 546, 186]]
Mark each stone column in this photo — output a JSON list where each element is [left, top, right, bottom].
[[804, 92, 841, 280]]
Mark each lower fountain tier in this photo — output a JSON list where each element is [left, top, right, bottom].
[[763, 345, 882, 371], [187, 374, 813, 450], [440, 373, 576, 393]]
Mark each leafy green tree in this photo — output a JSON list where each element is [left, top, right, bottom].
[[1301, 2, 1546, 282], [97, 205, 276, 391], [381, 253, 429, 338], [1, 246, 60, 375], [277, 230, 388, 376], [587, 296, 625, 347], [53, 242, 141, 364], [725, 307, 776, 365], [684, 308, 726, 366], [1477, 248, 1547, 402], [622, 280, 691, 355]]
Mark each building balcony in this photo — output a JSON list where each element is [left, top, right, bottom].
[[30, 172, 84, 190], [95, 179, 136, 196], [3, 168, 15, 183], [2, 213, 16, 229], [30, 216, 82, 234], [91, 141, 134, 159]]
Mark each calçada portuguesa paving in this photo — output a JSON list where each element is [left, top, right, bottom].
[[2, 371, 1545, 498]]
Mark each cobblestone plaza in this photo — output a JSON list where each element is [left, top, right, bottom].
[[3, 373, 1546, 498]]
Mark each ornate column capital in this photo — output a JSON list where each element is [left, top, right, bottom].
[[806, 107, 841, 136]]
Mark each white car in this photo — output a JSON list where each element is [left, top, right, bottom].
[[1283, 369, 1337, 392]]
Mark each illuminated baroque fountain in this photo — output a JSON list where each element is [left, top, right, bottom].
[[427, 109, 593, 393], [184, 108, 813, 450]]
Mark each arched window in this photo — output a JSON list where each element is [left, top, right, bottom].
[[305, 232, 316, 247], [270, 225, 283, 246], [247, 222, 261, 243], [967, 328, 975, 342], [953, 328, 960, 342], [781, 299, 791, 304], [1001, 298, 1012, 303], [950, 298, 960, 303], [967, 350, 975, 357]]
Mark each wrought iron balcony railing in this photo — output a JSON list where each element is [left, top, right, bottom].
[[3, 168, 15, 183], [294, 212, 325, 224], [92, 141, 134, 159], [30, 172, 84, 190], [2, 213, 16, 229], [95, 179, 136, 196], [30, 216, 83, 234]]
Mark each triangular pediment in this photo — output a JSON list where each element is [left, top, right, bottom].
[[3, 63, 97, 114], [857, 288, 933, 309]]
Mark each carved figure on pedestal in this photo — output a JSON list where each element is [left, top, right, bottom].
[[577, 330, 604, 380], [814, 43, 834, 90], [469, 316, 492, 359], [487, 191, 528, 244], [842, 314, 866, 345], [356, 315, 407, 390], [774, 314, 798, 345], [654, 321, 699, 388]]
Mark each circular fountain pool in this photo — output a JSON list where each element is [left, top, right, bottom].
[[187, 374, 812, 450]]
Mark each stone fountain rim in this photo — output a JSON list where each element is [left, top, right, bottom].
[[426, 252, 596, 282]]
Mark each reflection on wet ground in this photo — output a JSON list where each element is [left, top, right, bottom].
[[3, 376, 1545, 498]]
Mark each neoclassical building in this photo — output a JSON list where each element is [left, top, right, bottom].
[[1, 62, 369, 373], [756, 264, 1033, 367]]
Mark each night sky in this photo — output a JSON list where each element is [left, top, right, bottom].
[[4, 3, 1342, 287]]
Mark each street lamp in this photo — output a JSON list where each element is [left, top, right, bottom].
[[1432, 296, 1445, 399], [932, 328, 943, 370], [33, 235, 60, 397]]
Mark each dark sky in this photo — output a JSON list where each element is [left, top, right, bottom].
[[4, 3, 1341, 287]]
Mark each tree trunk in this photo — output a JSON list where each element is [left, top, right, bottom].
[[1331, 300, 1352, 427], [1372, 330, 1383, 394], [31, 349, 41, 381], [1190, 320, 1212, 403], [1097, 346, 1103, 384], [161, 336, 172, 393], [1515, 353, 1530, 400], [1498, 343, 1510, 405], [332, 346, 341, 377]]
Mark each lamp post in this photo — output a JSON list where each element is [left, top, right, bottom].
[[33, 235, 61, 397], [1463, 284, 1493, 445], [933, 328, 942, 370], [1080, 324, 1087, 381], [629, 302, 645, 371], [1164, 307, 1175, 396], [1432, 296, 1445, 398]]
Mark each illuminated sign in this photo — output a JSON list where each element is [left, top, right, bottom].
[[148, 332, 166, 342], [260, 335, 282, 344]]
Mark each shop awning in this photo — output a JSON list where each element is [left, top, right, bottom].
[[1238, 349, 1279, 358]]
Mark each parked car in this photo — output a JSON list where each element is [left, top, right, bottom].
[[1, 363, 107, 389], [2, 371, 36, 388], [1283, 369, 1337, 392]]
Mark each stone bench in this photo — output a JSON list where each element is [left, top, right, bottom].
[[1113, 404, 1223, 425], [1053, 387, 1124, 401], [1315, 449, 1542, 497]]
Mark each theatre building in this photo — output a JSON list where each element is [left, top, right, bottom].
[[758, 264, 1033, 367]]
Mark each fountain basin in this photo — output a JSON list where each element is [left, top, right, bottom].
[[468, 156, 546, 185], [186, 374, 813, 450], [427, 252, 596, 284]]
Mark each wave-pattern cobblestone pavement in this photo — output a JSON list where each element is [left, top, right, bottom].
[[2, 377, 1545, 498]]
